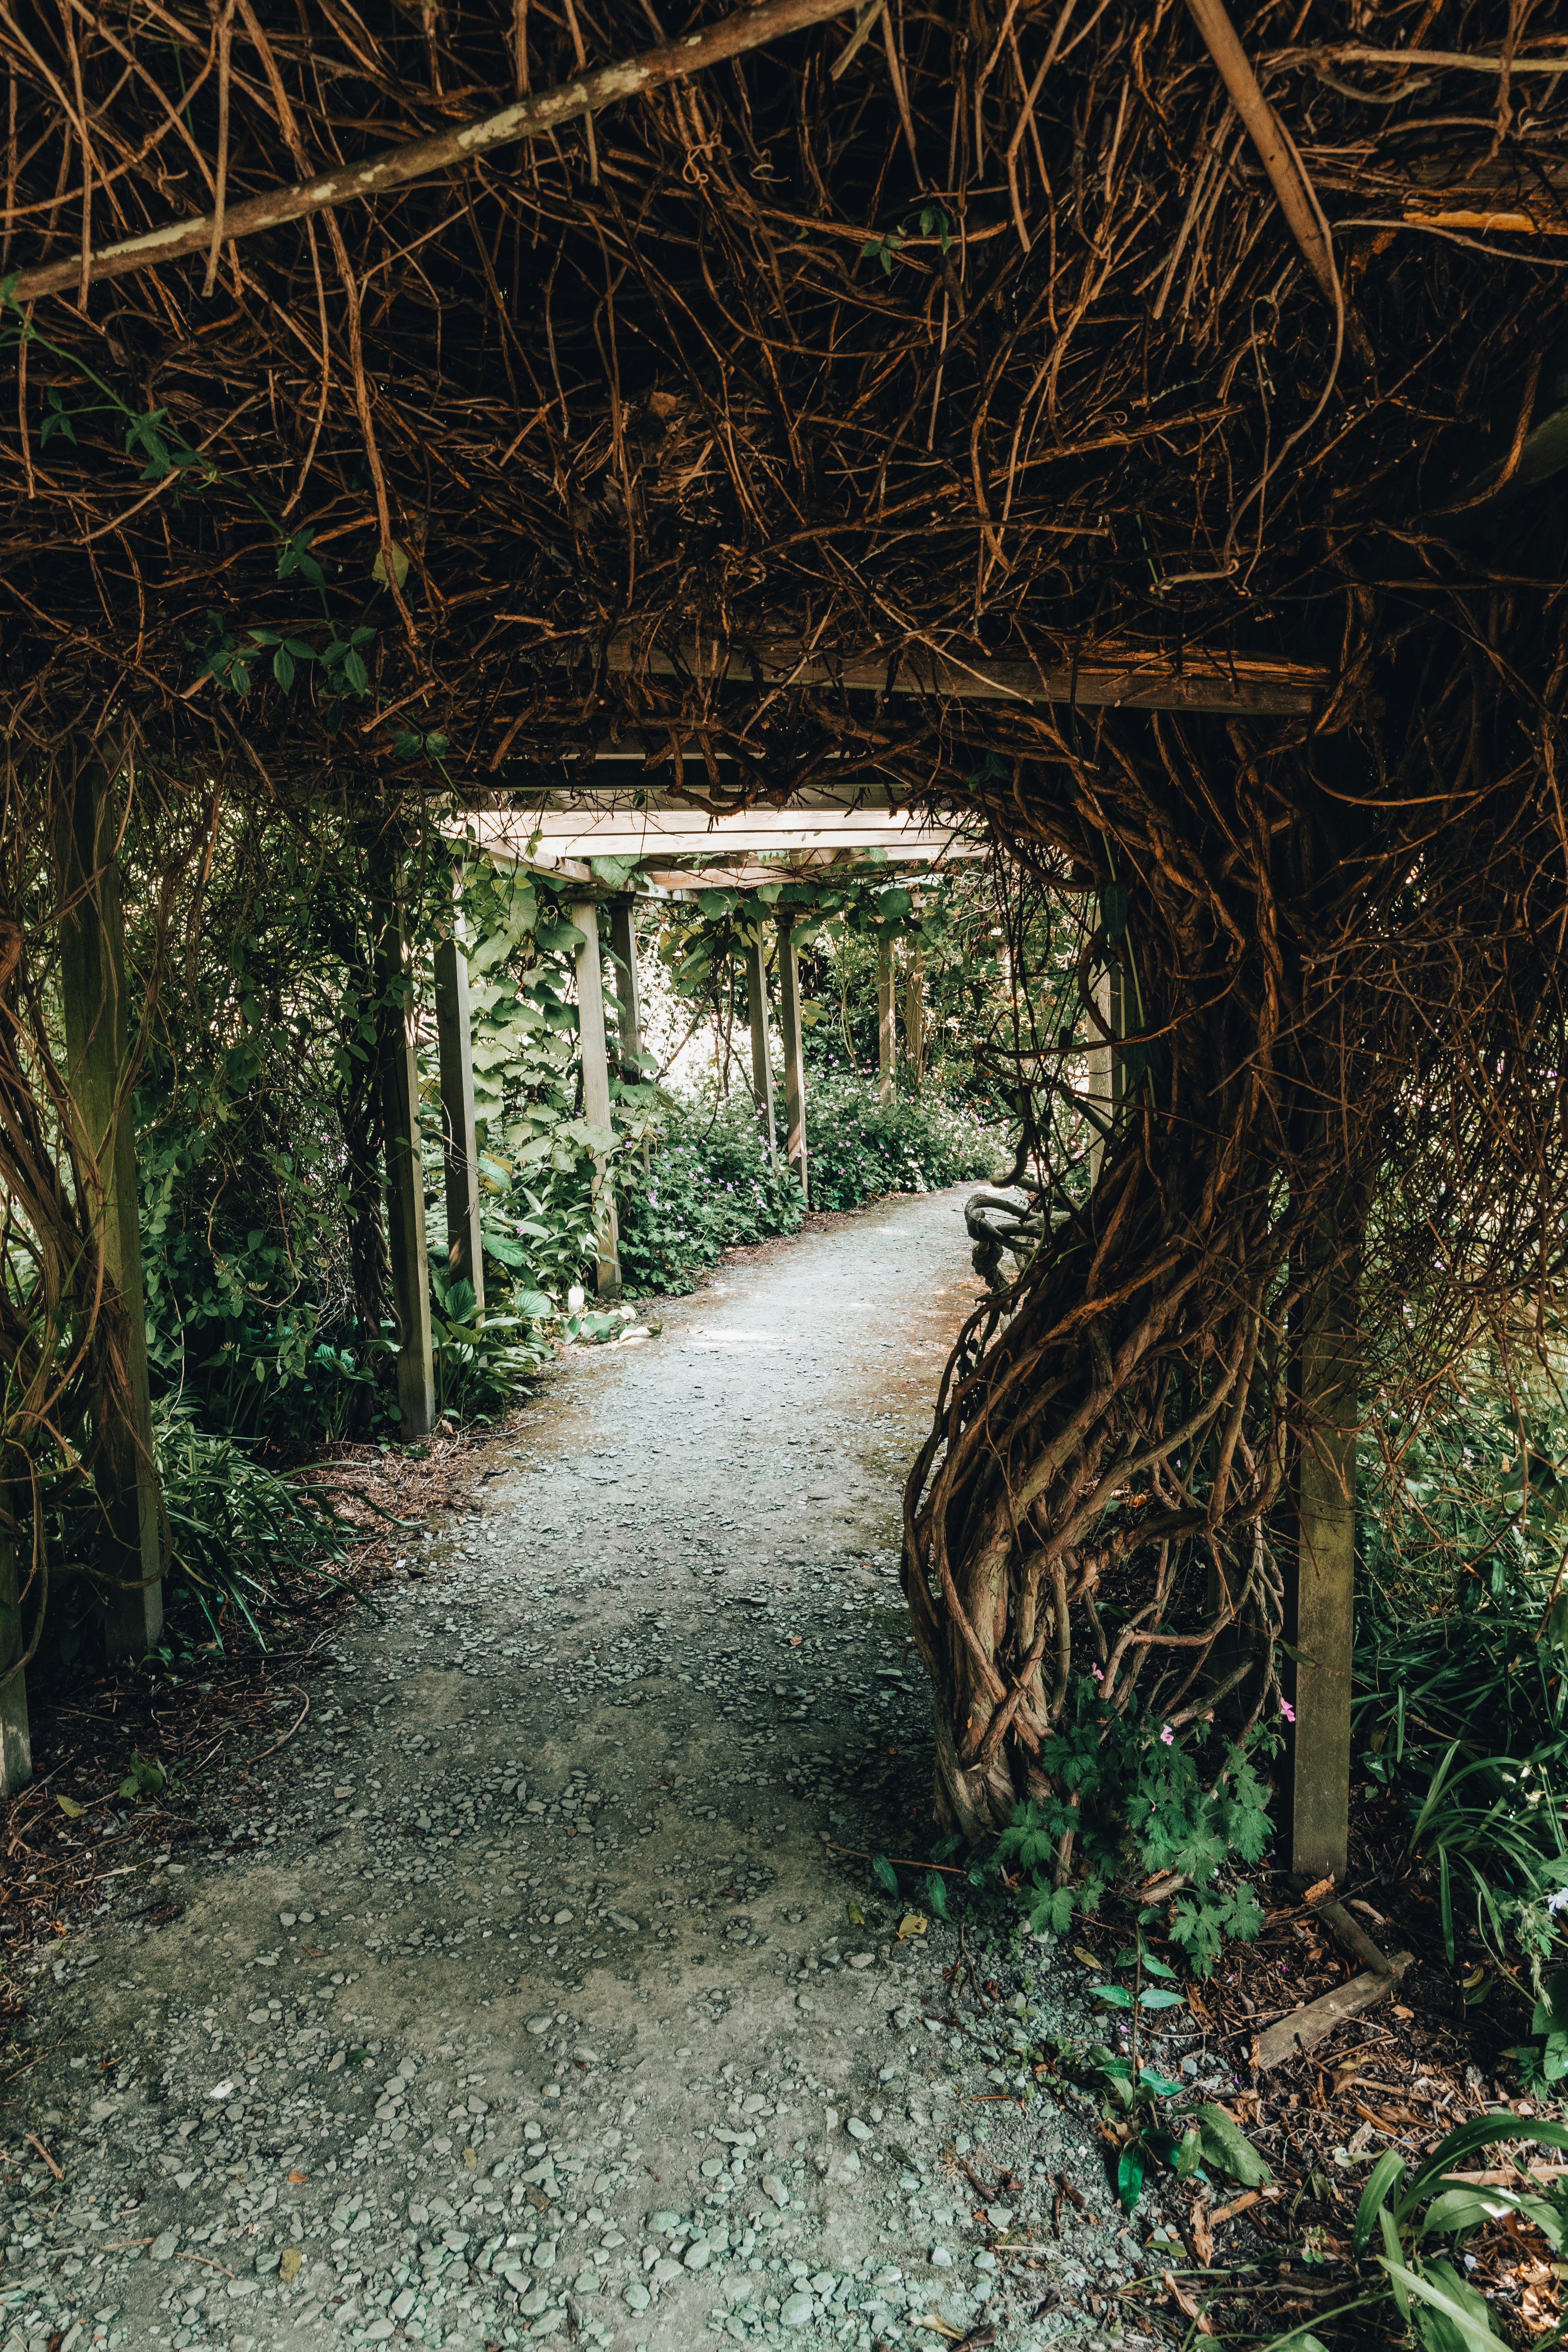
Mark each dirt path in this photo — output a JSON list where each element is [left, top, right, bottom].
[[0, 1189, 1161, 2352]]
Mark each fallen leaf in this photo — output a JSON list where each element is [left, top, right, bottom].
[[371, 540, 410, 590], [1072, 1945, 1100, 1968], [897, 1914, 927, 1940], [1190, 2195, 1214, 2267], [462, 2145, 478, 2168], [847, 1898, 866, 1928], [287, 2171, 307, 2185], [1392, 2004, 1414, 2020], [279, 2248, 303, 2283], [1163, 2270, 1214, 2335], [54, 1794, 87, 1818], [1301, 1876, 1334, 1904]]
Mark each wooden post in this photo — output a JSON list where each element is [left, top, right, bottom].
[[904, 943, 926, 1092], [373, 879, 435, 1439], [433, 911, 485, 1309], [608, 896, 643, 1076], [1087, 960, 1123, 1186], [744, 935, 777, 1153], [777, 916, 808, 1202], [0, 1506, 31, 1797], [1286, 1223, 1359, 1883], [877, 937, 895, 1107], [57, 752, 163, 1662], [572, 900, 621, 1296]]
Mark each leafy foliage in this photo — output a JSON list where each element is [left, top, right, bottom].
[[996, 1675, 1275, 1974]]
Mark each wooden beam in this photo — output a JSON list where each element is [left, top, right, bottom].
[[777, 917, 808, 1203], [0, 1508, 31, 1798], [1287, 1221, 1359, 1882], [1253, 1949, 1413, 2072], [57, 751, 163, 1663], [608, 897, 643, 1076], [745, 936, 778, 1154], [433, 924, 485, 1310], [605, 635, 1327, 718], [877, 938, 895, 1108], [572, 902, 621, 1296], [373, 884, 435, 1439], [5, 0, 860, 303]]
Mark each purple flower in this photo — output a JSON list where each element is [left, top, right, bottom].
[[1280, 1698, 1296, 1724], [1159, 1724, 1174, 1745]]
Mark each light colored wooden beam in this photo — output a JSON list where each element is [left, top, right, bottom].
[[374, 886, 435, 1439], [877, 938, 895, 1108], [903, 944, 926, 1094], [57, 751, 163, 1663], [777, 917, 808, 1203], [745, 936, 778, 1154], [572, 902, 621, 1296], [433, 926, 485, 1309]]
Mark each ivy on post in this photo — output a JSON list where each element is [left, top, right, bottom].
[[776, 915, 808, 1202], [744, 935, 777, 1152], [608, 895, 642, 1077], [1286, 1217, 1360, 1883], [56, 747, 164, 1662], [0, 1504, 30, 1797], [572, 899, 621, 1296], [877, 937, 895, 1107], [432, 883, 485, 1308], [371, 846, 435, 1439]]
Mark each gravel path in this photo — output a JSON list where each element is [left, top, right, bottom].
[[0, 1188, 1173, 2352]]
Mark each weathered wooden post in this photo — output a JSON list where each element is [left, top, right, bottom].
[[572, 898, 621, 1295], [0, 1507, 31, 1796], [877, 937, 895, 1107], [1286, 1223, 1359, 1882], [57, 750, 163, 1661], [744, 935, 777, 1153], [608, 895, 643, 1077], [372, 857, 435, 1439], [776, 915, 808, 1202], [904, 943, 926, 1091], [1086, 960, 1123, 1186], [433, 886, 485, 1308]]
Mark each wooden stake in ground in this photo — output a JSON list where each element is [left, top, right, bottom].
[[1287, 1211, 1359, 1880], [746, 935, 778, 1153], [877, 938, 895, 1107], [433, 913, 485, 1308], [56, 751, 164, 1661], [573, 901, 621, 1296], [0, 1508, 31, 1797], [777, 917, 809, 1203], [372, 873, 435, 1439]]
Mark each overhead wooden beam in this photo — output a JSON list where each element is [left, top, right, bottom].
[[57, 750, 164, 1664], [605, 636, 1327, 717], [572, 902, 621, 1296], [4, 0, 860, 304]]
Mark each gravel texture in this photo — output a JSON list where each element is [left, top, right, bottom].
[[0, 1187, 1176, 2352]]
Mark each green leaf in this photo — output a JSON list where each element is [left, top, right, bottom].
[[1116, 2142, 1146, 2213], [1138, 2069, 1183, 2098], [1089, 1984, 1134, 2009], [273, 645, 296, 691], [1138, 1987, 1184, 2009], [1193, 2104, 1272, 2187], [925, 1869, 949, 1920], [1355, 2149, 1408, 2254], [1381, 2256, 1505, 2352], [871, 1853, 899, 1895], [343, 647, 371, 695], [372, 539, 410, 590]]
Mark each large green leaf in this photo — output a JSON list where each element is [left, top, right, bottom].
[[1381, 2258, 1505, 2352], [1193, 2104, 1272, 2187], [1354, 2149, 1408, 2254], [1116, 2141, 1145, 2213]]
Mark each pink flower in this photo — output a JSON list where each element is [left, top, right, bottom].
[[1159, 1724, 1174, 1745], [1280, 1699, 1296, 1724], [1091, 1665, 1103, 1682]]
